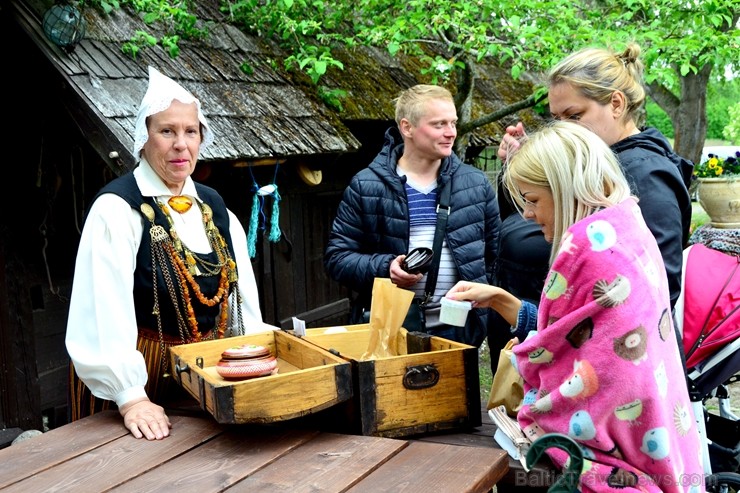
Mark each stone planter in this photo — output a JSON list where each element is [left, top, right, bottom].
[[697, 177, 740, 229]]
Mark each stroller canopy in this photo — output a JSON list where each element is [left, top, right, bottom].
[[682, 243, 740, 370]]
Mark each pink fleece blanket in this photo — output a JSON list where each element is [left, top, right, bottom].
[[513, 198, 705, 492]]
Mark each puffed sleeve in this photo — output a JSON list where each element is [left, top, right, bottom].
[[65, 194, 149, 407]]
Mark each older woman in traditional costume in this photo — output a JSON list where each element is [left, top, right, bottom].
[[66, 66, 273, 440]]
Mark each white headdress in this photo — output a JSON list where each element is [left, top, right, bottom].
[[133, 66, 214, 158]]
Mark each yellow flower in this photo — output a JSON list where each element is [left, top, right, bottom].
[[694, 151, 740, 179]]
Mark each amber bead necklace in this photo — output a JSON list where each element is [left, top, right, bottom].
[[142, 199, 240, 369], [168, 195, 193, 213]]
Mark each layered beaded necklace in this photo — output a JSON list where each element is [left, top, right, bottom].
[[141, 198, 241, 356]]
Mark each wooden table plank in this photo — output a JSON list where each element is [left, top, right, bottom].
[[1, 413, 223, 493], [226, 433, 409, 492], [410, 404, 554, 491], [109, 426, 320, 492], [0, 411, 126, 489], [346, 440, 509, 493]]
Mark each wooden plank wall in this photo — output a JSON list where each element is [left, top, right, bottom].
[[204, 157, 355, 328], [32, 281, 73, 429], [0, 240, 43, 432]]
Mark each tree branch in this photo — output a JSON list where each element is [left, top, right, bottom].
[[458, 91, 547, 135]]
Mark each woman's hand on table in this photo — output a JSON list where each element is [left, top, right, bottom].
[[119, 398, 172, 440]]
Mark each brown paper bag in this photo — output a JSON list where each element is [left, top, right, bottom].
[[487, 338, 524, 417], [361, 278, 414, 360]]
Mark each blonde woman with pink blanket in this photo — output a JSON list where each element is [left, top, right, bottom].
[[448, 121, 704, 492]]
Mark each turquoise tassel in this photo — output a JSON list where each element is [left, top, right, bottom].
[[268, 188, 281, 243], [247, 193, 259, 258], [246, 161, 282, 258]]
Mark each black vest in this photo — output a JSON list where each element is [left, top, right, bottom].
[[94, 172, 236, 337]]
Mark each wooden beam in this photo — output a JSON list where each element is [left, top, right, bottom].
[[279, 298, 350, 330]]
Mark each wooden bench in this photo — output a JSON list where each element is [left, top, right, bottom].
[[279, 297, 351, 330]]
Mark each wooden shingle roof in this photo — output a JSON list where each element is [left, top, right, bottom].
[[11, 0, 361, 170], [11, 0, 543, 169]]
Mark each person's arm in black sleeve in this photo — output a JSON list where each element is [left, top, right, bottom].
[[324, 177, 395, 293]]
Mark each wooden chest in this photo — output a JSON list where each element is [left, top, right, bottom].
[[169, 330, 352, 424], [301, 324, 481, 438]]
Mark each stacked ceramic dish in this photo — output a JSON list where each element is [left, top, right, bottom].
[[215, 344, 278, 380]]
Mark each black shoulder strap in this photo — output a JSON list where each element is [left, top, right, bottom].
[[421, 180, 451, 306]]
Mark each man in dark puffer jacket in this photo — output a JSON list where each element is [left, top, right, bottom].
[[324, 85, 500, 347]]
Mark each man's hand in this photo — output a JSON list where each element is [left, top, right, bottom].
[[119, 398, 171, 440], [390, 254, 423, 288]]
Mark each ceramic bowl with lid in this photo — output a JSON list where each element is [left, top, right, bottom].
[[216, 344, 278, 380]]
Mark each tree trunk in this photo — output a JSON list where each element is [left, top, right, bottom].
[[648, 64, 712, 166], [453, 59, 475, 158]]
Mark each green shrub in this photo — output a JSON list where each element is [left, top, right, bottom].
[[724, 101, 740, 145], [708, 79, 740, 141]]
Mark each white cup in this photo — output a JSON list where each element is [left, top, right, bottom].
[[439, 297, 472, 327]]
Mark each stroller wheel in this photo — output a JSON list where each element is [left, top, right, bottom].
[[706, 472, 740, 493]]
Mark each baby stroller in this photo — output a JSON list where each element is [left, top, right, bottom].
[[675, 242, 740, 491]]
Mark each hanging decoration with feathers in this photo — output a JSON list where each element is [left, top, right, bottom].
[[247, 163, 282, 258]]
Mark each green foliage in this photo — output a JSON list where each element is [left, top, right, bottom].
[[318, 86, 347, 112], [645, 100, 673, 138], [286, 46, 344, 85], [215, 0, 738, 136], [240, 62, 255, 76], [724, 101, 740, 145], [532, 87, 550, 116], [160, 35, 181, 58], [224, 0, 349, 84], [644, 77, 740, 142], [82, 0, 121, 13], [707, 78, 740, 140], [91, 0, 740, 104], [690, 203, 710, 235], [86, 0, 206, 59], [122, 30, 157, 58]]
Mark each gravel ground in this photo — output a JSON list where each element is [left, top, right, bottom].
[[705, 377, 740, 416]]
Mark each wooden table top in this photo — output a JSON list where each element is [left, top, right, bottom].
[[412, 404, 556, 492], [0, 410, 509, 493]]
